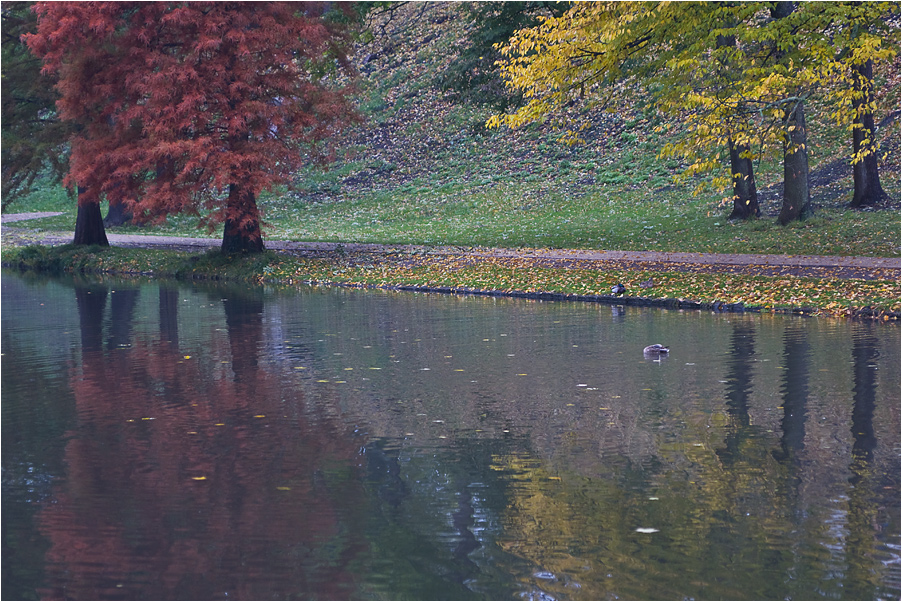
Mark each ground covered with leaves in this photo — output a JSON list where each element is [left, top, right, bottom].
[[3, 241, 898, 321]]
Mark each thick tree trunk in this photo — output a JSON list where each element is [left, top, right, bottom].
[[778, 101, 813, 225], [221, 183, 264, 254], [727, 138, 760, 220], [850, 59, 886, 208], [73, 187, 110, 246]]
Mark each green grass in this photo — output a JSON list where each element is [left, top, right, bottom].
[[8, 171, 899, 258]]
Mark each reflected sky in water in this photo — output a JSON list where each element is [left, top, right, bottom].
[[2, 271, 899, 600]]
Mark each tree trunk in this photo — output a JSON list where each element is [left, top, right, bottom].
[[221, 183, 264, 254], [850, 59, 886, 208], [778, 101, 812, 225], [103, 197, 133, 227], [73, 187, 110, 246], [727, 138, 760, 220]]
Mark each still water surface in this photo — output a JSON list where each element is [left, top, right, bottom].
[[2, 271, 899, 600]]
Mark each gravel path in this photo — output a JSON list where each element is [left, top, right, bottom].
[[2, 213, 899, 281]]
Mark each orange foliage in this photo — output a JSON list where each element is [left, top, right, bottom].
[[26, 2, 359, 246]]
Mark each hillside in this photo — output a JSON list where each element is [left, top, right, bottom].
[[292, 2, 900, 219]]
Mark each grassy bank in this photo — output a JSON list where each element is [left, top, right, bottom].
[[3, 243, 898, 321]]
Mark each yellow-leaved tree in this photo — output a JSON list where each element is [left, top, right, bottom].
[[488, 1, 899, 224]]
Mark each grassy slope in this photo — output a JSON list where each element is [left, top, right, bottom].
[[5, 3, 900, 259]]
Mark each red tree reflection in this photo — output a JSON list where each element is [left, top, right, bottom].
[[38, 286, 368, 600]]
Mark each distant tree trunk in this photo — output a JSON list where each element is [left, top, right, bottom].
[[727, 138, 760, 220], [103, 196, 133, 227], [221, 183, 264, 254], [778, 101, 813, 225], [850, 59, 886, 208], [73, 187, 110, 246]]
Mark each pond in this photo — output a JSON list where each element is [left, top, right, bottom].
[[2, 270, 899, 601]]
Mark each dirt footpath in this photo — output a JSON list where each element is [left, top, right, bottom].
[[2, 215, 899, 281]]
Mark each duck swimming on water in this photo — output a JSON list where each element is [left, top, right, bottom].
[[643, 344, 669, 355]]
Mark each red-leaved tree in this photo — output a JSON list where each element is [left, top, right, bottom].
[[26, 2, 358, 252]]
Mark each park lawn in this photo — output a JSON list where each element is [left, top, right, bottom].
[[6, 172, 901, 259]]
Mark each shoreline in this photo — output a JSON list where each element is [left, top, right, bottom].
[[2, 234, 899, 321]]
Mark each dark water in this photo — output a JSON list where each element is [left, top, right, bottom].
[[2, 270, 899, 601]]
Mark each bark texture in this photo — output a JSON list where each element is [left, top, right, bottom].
[[778, 101, 813, 225]]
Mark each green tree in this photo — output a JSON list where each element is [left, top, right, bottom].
[[1, 2, 72, 210], [436, 2, 563, 109]]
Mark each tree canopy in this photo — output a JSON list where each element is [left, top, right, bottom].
[[487, 1, 899, 221], [26, 1, 360, 251], [1, 2, 72, 209]]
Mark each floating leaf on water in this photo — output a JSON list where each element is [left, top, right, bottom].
[[254, 415, 265, 418], [276, 486, 291, 491], [184, 355, 191, 360], [635, 527, 659, 533], [191, 476, 207, 481]]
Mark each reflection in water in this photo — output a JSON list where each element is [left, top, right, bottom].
[[716, 321, 758, 465], [777, 325, 810, 465], [2, 272, 899, 601], [851, 324, 879, 470], [159, 286, 179, 346], [37, 281, 368, 600], [845, 324, 895, 599]]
